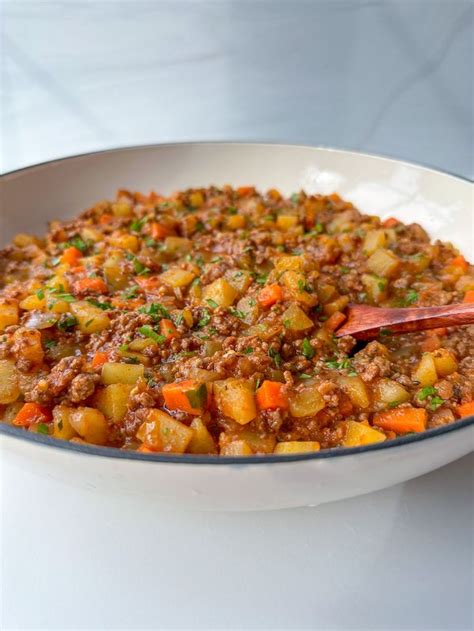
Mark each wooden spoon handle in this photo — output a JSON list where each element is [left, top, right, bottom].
[[335, 302, 474, 340]]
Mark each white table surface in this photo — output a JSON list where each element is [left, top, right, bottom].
[[1, 2, 473, 630]]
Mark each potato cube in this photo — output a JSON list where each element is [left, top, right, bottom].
[[0, 360, 20, 404], [274, 441, 320, 454], [69, 406, 108, 445], [226, 215, 246, 230], [109, 234, 139, 252], [237, 428, 276, 454], [282, 303, 313, 331], [52, 405, 78, 440], [367, 248, 400, 278], [275, 255, 303, 273], [413, 353, 438, 386], [276, 215, 298, 231], [71, 301, 110, 334], [363, 229, 387, 256], [164, 237, 192, 255], [225, 269, 253, 295], [362, 274, 388, 304], [371, 378, 410, 409], [220, 440, 254, 456], [213, 379, 257, 425], [343, 421, 386, 447], [0, 300, 19, 331], [338, 375, 370, 409], [101, 362, 144, 385], [202, 279, 238, 308], [137, 409, 193, 453], [187, 418, 218, 454], [160, 268, 195, 288], [289, 386, 325, 417], [94, 384, 133, 423], [432, 348, 458, 377], [104, 255, 129, 290]]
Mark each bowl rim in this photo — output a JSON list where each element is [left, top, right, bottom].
[[1, 141, 473, 465]]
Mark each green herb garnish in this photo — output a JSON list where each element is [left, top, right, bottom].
[[138, 325, 165, 344], [301, 338, 314, 360]]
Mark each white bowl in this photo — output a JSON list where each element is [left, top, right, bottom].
[[1, 143, 473, 511]]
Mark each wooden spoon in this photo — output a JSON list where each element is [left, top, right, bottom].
[[334, 303, 474, 340]]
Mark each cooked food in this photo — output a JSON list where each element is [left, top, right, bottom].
[[0, 186, 473, 455]]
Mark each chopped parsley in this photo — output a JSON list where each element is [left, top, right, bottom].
[[36, 288, 45, 300], [138, 325, 165, 344], [255, 273, 268, 285], [138, 303, 170, 321], [63, 236, 90, 253], [121, 286, 140, 300], [229, 307, 245, 319], [243, 347, 253, 354], [227, 206, 238, 215], [44, 339, 57, 349], [130, 217, 148, 233], [37, 423, 50, 435], [206, 299, 219, 309], [429, 396, 444, 410], [56, 315, 78, 332], [185, 383, 208, 409], [325, 357, 354, 371], [87, 298, 115, 311], [305, 223, 324, 237], [301, 338, 314, 360], [197, 309, 211, 328], [418, 386, 437, 401], [268, 347, 282, 368]]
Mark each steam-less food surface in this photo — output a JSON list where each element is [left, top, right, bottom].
[[1, 186, 473, 455]]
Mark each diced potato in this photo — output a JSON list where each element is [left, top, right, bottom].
[[160, 267, 195, 288], [275, 255, 303, 273], [104, 254, 129, 290], [101, 362, 144, 385], [13, 233, 36, 247], [128, 338, 156, 352], [317, 283, 338, 304], [94, 384, 133, 423], [47, 275, 70, 292], [187, 367, 221, 382], [111, 201, 132, 217], [0, 360, 20, 404], [109, 234, 139, 252], [323, 295, 349, 316], [363, 229, 387, 256], [137, 409, 193, 453], [413, 353, 438, 386], [0, 300, 19, 330], [189, 191, 204, 207], [52, 405, 78, 440], [407, 252, 432, 274], [281, 271, 318, 307], [282, 303, 314, 331], [367, 248, 400, 278], [432, 348, 458, 377], [226, 214, 246, 230], [328, 210, 354, 233], [225, 269, 253, 295], [12, 328, 44, 368], [213, 379, 257, 425], [289, 386, 325, 417], [202, 340, 222, 357], [80, 227, 102, 243], [237, 428, 276, 454], [68, 406, 108, 445], [187, 417, 218, 454], [274, 441, 320, 454], [20, 294, 46, 311], [220, 440, 254, 456], [338, 375, 370, 409], [455, 275, 474, 292], [71, 301, 110, 334], [276, 215, 298, 231], [371, 378, 410, 409], [236, 296, 259, 324], [343, 421, 386, 447], [203, 279, 238, 308], [164, 236, 192, 255], [362, 274, 388, 304]]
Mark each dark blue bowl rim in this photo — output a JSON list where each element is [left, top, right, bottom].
[[1, 142, 473, 464]]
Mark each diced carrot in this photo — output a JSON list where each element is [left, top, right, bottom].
[[382, 217, 399, 228], [74, 277, 108, 294], [136, 276, 160, 291], [328, 193, 342, 203], [71, 265, 86, 275], [99, 213, 113, 225], [373, 407, 427, 434], [258, 284, 283, 308], [116, 189, 134, 200], [325, 311, 346, 331], [421, 334, 440, 353], [456, 401, 474, 419], [450, 255, 468, 272], [236, 186, 255, 197], [110, 297, 144, 310], [427, 327, 448, 337], [162, 380, 208, 415], [61, 246, 83, 266], [160, 318, 179, 341], [92, 352, 109, 369], [150, 223, 170, 240], [256, 380, 288, 410], [463, 290, 474, 304], [137, 444, 157, 453], [13, 402, 52, 428]]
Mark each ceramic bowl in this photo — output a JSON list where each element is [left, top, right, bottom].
[[1, 143, 473, 511]]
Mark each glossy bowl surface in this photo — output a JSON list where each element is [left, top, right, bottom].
[[1, 143, 473, 510]]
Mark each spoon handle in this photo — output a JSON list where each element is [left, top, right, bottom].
[[335, 302, 474, 340]]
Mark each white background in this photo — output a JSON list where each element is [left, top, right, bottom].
[[1, 1, 473, 630]]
